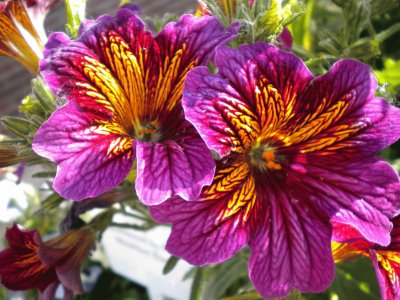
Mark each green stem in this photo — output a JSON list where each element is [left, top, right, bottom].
[[377, 23, 400, 43], [305, 55, 337, 67], [110, 222, 155, 231], [190, 267, 204, 300], [116, 210, 148, 221]]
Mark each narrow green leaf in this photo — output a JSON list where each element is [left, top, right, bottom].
[[41, 193, 64, 211], [163, 256, 180, 275], [1, 116, 34, 138], [203, 254, 249, 299], [183, 267, 197, 281], [32, 171, 57, 178], [301, 0, 314, 51], [221, 291, 263, 300], [0, 139, 27, 146], [190, 267, 205, 300], [65, 0, 87, 39]]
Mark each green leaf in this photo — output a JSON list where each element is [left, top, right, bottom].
[[109, 219, 157, 231], [287, 0, 313, 51], [226, 0, 302, 45], [31, 77, 56, 117], [190, 267, 205, 300], [371, 0, 399, 16], [304, 257, 380, 300], [87, 269, 149, 300], [40, 193, 64, 211], [119, 0, 132, 6], [32, 171, 57, 178], [221, 289, 306, 300], [1, 116, 34, 138], [285, 290, 306, 300], [163, 256, 180, 275], [203, 253, 249, 299], [221, 291, 263, 300], [256, 0, 295, 40], [65, 0, 87, 39], [0, 139, 27, 146], [183, 266, 197, 281], [19, 78, 56, 123], [343, 37, 381, 60], [19, 95, 44, 117], [375, 58, 400, 94]]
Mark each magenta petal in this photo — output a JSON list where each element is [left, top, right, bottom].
[[248, 188, 334, 299], [183, 67, 247, 157], [41, 32, 70, 59], [214, 43, 313, 109], [40, 31, 128, 121], [153, 14, 239, 120], [331, 221, 365, 243], [293, 59, 400, 156], [39, 281, 59, 300], [289, 157, 400, 246], [370, 248, 400, 300], [370, 250, 390, 300], [297, 59, 374, 116], [183, 42, 313, 157], [136, 122, 215, 205], [32, 102, 134, 201], [76, 9, 159, 109], [40, 32, 100, 100], [277, 28, 293, 50], [351, 97, 400, 155], [370, 217, 400, 300], [156, 14, 240, 67], [149, 197, 250, 265]]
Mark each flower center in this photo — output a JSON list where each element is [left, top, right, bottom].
[[249, 143, 282, 171], [134, 121, 161, 142]]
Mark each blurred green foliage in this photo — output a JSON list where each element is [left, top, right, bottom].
[[305, 258, 380, 300], [77, 269, 149, 300]]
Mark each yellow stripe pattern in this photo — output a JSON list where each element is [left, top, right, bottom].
[[202, 157, 257, 222], [0, 1, 44, 73]]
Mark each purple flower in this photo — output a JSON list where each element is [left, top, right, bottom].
[[333, 218, 400, 300], [150, 42, 400, 298], [0, 224, 95, 299], [33, 7, 239, 204], [276, 28, 293, 50]]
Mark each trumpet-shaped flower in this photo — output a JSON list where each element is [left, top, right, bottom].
[[0, 224, 94, 299], [0, 0, 59, 74], [333, 218, 400, 300], [33, 7, 238, 203], [150, 43, 400, 298]]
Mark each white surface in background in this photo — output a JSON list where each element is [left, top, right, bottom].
[[102, 214, 193, 300], [0, 179, 29, 222], [0, 172, 30, 223], [0, 166, 46, 223]]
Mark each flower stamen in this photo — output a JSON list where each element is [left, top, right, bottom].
[[249, 143, 282, 171], [262, 150, 282, 170], [134, 121, 161, 142]]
